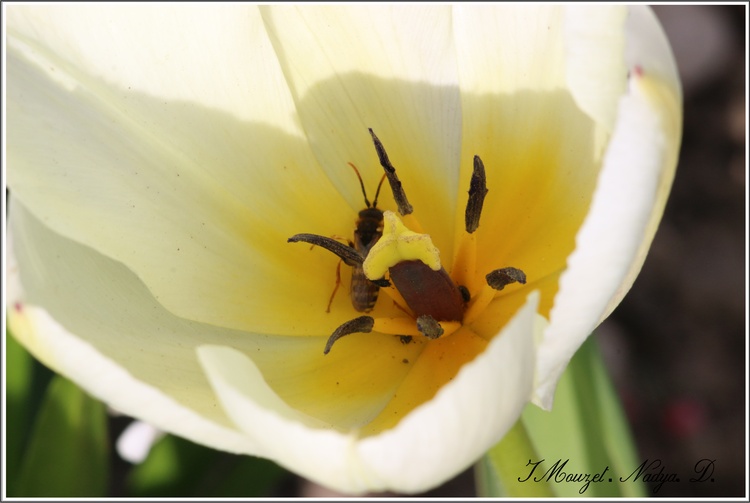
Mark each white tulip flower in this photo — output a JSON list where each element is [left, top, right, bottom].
[[6, 5, 681, 494]]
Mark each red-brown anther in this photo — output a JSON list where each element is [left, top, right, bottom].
[[388, 260, 465, 322]]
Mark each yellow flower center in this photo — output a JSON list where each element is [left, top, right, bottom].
[[284, 102, 600, 435]]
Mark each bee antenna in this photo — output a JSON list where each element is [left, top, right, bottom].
[[347, 162, 372, 208], [371, 173, 387, 209]]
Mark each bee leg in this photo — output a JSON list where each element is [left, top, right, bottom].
[[326, 260, 343, 313]]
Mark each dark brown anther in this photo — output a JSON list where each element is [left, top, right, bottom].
[[465, 155, 488, 234], [486, 267, 527, 291], [416, 315, 444, 340], [368, 128, 414, 216], [288, 234, 363, 267], [324, 316, 375, 354], [458, 285, 471, 303]]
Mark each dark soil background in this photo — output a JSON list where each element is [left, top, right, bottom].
[[301, 5, 748, 498]]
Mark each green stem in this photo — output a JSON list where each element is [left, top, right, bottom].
[[477, 419, 555, 497]]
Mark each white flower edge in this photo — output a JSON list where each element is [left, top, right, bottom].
[[197, 291, 543, 494], [6, 304, 258, 457], [116, 421, 166, 464], [534, 6, 682, 409], [6, 200, 263, 456]]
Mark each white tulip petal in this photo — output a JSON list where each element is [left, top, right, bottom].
[[536, 75, 679, 409], [615, 5, 683, 310], [198, 291, 540, 494], [7, 198, 259, 452], [564, 6, 628, 132], [6, 10, 357, 334], [7, 198, 419, 433], [116, 421, 166, 464], [7, 5, 300, 128], [533, 6, 681, 408], [261, 5, 461, 254], [626, 6, 682, 93], [454, 4, 578, 97], [7, 304, 256, 456]]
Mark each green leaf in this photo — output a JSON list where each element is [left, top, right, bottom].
[[14, 374, 109, 496], [520, 334, 645, 497], [5, 329, 35, 488], [5, 327, 56, 495], [127, 433, 287, 497], [475, 419, 556, 497]]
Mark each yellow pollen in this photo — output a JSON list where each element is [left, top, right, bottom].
[[363, 210, 441, 280]]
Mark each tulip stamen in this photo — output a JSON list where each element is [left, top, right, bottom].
[[368, 128, 413, 216], [416, 314, 444, 340], [465, 155, 488, 234], [486, 267, 527, 291], [288, 234, 362, 266], [324, 316, 375, 355], [323, 315, 461, 354]]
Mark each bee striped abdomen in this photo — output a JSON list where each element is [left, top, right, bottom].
[[350, 206, 384, 312], [351, 263, 379, 312]]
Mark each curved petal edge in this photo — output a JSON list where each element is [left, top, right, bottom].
[[197, 290, 541, 494]]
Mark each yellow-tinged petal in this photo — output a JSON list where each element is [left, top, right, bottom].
[[7, 198, 251, 432], [6, 5, 369, 335], [453, 5, 568, 94], [6, 211, 255, 454], [7, 5, 298, 127], [230, 331, 425, 430], [451, 4, 610, 311], [197, 291, 541, 494], [260, 5, 461, 256], [6, 198, 427, 431]]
